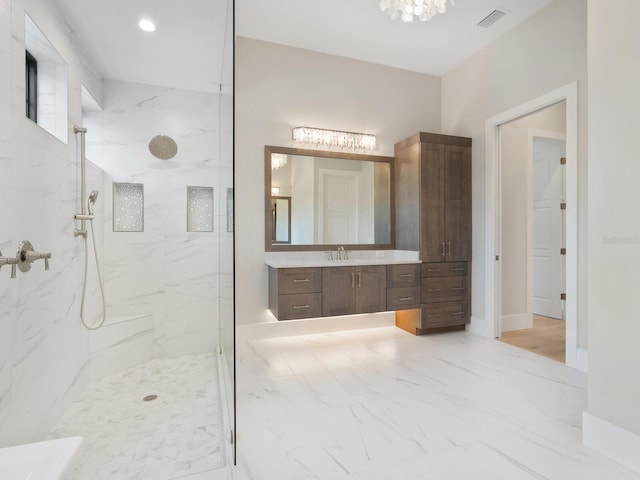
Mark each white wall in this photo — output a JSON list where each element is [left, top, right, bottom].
[[586, 0, 640, 445], [86, 79, 232, 358], [441, 0, 588, 346], [500, 102, 565, 325], [0, 0, 103, 446], [235, 37, 441, 325]]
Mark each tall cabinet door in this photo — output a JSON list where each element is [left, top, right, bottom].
[[444, 145, 471, 261], [420, 143, 446, 262]]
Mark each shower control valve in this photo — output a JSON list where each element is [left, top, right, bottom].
[[0, 249, 19, 278], [17, 240, 52, 272]]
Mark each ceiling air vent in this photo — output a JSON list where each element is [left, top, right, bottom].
[[477, 9, 507, 28]]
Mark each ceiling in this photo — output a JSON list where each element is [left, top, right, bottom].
[[52, 0, 232, 93], [50, 0, 552, 95], [236, 0, 553, 76]]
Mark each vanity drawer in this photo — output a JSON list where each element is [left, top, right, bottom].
[[420, 301, 468, 328], [421, 262, 467, 278], [277, 268, 322, 294], [278, 293, 322, 320], [421, 276, 467, 303], [387, 286, 420, 310], [387, 264, 420, 288]]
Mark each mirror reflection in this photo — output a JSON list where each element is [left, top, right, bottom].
[[266, 146, 394, 250]]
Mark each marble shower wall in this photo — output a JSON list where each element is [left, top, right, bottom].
[[89, 80, 228, 358], [0, 0, 104, 446]]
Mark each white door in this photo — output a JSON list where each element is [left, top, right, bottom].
[[532, 137, 565, 319], [319, 172, 358, 244]]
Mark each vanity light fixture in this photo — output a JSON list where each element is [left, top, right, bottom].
[[138, 18, 156, 32], [292, 126, 376, 151], [271, 153, 287, 170], [379, 0, 453, 23]]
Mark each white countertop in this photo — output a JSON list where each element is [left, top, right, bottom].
[[265, 250, 420, 269]]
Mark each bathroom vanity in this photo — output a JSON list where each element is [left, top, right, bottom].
[[264, 132, 471, 334], [267, 257, 420, 320]]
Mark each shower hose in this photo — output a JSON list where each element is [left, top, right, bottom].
[[80, 217, 106, 330]]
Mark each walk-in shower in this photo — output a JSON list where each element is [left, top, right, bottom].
[[73, 125, 106, 331]]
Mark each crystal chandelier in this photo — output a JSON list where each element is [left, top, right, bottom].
[[379, 0, 453, 23], [271, 153, 288, 170]]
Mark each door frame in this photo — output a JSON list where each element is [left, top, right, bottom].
[[528, 130, 566, 323], [484, 82, 578, 368]]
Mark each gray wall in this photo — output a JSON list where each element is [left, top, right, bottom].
[[235, 37, 442, 325]]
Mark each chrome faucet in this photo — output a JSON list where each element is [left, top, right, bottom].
[[0, 249, 18, 278]]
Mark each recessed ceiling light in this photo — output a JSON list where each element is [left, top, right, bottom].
[[138, 18, 156, 32]]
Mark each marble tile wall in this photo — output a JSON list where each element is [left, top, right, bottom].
[[0, 0, 104, 447], [88, 80, 230, 358]]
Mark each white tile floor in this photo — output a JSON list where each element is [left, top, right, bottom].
[[233, 326, 640, 480], [48, 354, 227, 480]]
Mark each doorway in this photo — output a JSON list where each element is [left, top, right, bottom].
[[484, 82, 579, 368]]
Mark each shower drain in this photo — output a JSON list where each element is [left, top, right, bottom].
[[143, 394, 158, 402]]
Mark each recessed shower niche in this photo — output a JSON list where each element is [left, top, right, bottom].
[[112, 182, 144, 232], [187, 186, 214, 232]]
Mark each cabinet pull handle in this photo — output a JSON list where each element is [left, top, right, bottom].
[[450, 287, 465, 291], [441, 242, 445, 256], [450, 268, 465, 272], [357, 272, 362, 288], [450, 311, 464, 315], [399, 273, 413, 278], [426, 289, 441, 292], [447, 242, 451, 256], [292, 305, 310, 309], [397, 297, 413, 301], [427, 269, 441, 273], [427, 314, 441, 318], [350, 273, 355, 289], [292, 278, 310, 283]]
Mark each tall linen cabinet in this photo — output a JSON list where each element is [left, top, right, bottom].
[[394, 132, 472, 334]]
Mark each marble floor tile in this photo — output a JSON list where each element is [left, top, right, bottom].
[[235, 326, 640, 480], [48, 354, 227, 480]]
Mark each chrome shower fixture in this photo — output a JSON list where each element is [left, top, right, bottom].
[[88, 190, 99, 215], [148, 134, 178, 160]]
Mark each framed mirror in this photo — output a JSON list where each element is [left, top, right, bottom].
[[265, 145, 395, 251]]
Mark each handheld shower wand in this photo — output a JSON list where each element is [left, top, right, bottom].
[[88, 190, 99, 215]]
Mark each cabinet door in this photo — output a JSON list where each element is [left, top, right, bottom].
[[444, 145, 471, 261], [322, 267, 356, 316], [355, 265, 387, 313], [420, 143, 446, 262]]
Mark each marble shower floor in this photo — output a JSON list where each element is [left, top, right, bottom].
[[233, 326, 640, 480], [48, 354, 225, 480]]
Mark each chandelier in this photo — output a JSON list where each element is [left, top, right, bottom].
[[379, 0, 453, 23], [271, 153, 288, 170]]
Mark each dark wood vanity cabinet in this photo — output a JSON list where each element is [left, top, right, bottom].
[[394, 133, 472, 334], [268, 267, 322, 320], [386, 263, 420, 311], [322, 265, 387, 316]]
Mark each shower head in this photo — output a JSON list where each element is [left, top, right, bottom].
[[87, 191, 99, 215]]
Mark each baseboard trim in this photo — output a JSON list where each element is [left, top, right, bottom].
[[467, 316, 491, 337], [583, 411, 640, 474], [576, 348, 588, 372], [501, 313, 532, 332]]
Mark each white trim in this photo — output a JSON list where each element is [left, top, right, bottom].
[[576, 347, 588, 372], [501, 313, 532, 332], [583, 411, 640, 474], [484, 82, 579, 370]]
